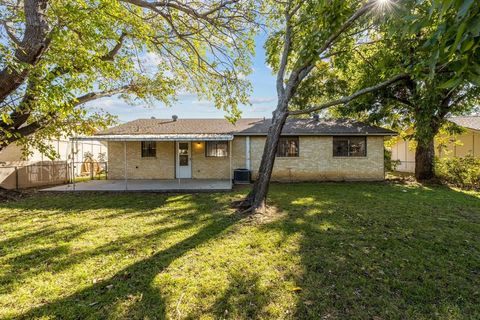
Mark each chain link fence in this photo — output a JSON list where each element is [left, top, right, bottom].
[[71, 161, 108, 182]]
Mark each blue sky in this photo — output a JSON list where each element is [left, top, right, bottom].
[[86, 34, 277, 123]]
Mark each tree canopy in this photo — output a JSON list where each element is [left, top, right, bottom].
[[241, 0, 480, 210], [241, 0, 407, 211], [0, 0, 257, 156], [280, 0, 480, 179]]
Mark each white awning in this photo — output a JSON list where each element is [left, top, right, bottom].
[[72, 134, 234, 141]]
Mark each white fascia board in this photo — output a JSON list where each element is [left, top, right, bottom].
[[72, 134, 234, 141]]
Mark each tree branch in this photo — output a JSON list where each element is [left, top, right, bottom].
[[388, 95, 414, 107], [314, 0, 376, 59], [285, 0, 376, 98], [0, 84, 133, 149], [288, 73, 409, 115], [0, 0, 50, 103], [276, 1, 295, 98], [2, 22, 22, 47], [120, 0, 239, 22], [101, 32, 127, 61], [72, 85, 132, 106]]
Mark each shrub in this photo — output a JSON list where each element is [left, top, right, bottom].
[[384, 148, 400, 172], [435, 156, 480, 189]]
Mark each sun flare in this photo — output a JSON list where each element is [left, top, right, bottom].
[[375, 0, 395, 12]]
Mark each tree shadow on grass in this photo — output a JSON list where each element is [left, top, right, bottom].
[[0, 224, 94, 293], [0, 195, 211, 294], [0, 225, 87, 252], [211, 271, 273, 319], [178, 270, 274, 320], [1, 193, 233, 223], [1, 192, 242, 319], [264, 182, 480, 319], [0, 219, 206, 296], [15, 213, 242, 319]]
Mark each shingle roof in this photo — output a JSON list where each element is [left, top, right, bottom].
[[96, 118, 396, 136], [235, 118, 396, 135], [448, 116, 480, 131]]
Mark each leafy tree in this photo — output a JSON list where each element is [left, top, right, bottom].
[[329, 0, 480, 179], [239, 0, 412, 212], [240, 0, 479, 212], [0, 0, 257, 156]]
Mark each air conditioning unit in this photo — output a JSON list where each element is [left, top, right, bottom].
[[233, 168, 251, 184]]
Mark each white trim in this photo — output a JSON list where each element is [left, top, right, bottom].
[[74, 132, 395, 142], [176, 141, 192, 179], [75, 134, 234, 141], [233, 133, 396, 136]]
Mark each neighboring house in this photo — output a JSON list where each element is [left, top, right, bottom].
[[0, 138, 106, 189], [80, 117, 395, 183], [391, 116, 480, 172], [0, 138, 106, 163]]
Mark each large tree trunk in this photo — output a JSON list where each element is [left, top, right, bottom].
[[414, 136, 435, 180], [0, 0, 50, 103], [240, 101, 289, 212]]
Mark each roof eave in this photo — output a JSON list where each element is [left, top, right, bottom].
[[233, 132, 397, 136], [73, 134, 234, 141]]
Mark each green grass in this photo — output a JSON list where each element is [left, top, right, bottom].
[[74, 172, 107, 183], [0, 182, 479, 319]]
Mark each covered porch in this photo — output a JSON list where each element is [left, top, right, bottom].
[[41, 179, 232, 192], [50, 133, 236, 192]]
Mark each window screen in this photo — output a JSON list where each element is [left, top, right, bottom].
[[205, 141, 228, 157], [141, 141, 156, 158], [333, 136, 366, 157], [277, 137, 299, 157]]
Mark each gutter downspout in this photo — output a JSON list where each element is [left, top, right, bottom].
[[245, 136, 251, 170], [472, 131, 475, 157]]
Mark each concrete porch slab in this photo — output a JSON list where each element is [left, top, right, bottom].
[[40, 179, 232, 192]]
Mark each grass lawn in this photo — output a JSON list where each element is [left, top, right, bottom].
[[0, 182, 479, 319]]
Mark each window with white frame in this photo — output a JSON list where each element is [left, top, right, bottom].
[[205, 141, 228, 157]]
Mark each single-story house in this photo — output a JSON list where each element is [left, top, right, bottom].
[[0, 138, 106, 164], [391, 116, 480, 172], [75, 117, 395, 185]]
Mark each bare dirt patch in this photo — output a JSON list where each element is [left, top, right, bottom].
[[0, 188, 31, 203]]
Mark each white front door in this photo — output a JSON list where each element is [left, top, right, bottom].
[[176, 142, 192, 178]]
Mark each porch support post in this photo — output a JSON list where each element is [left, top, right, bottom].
[[72, 137, 76, 191], [124, 141, 128, 191], [229, 139, 232, 189]]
